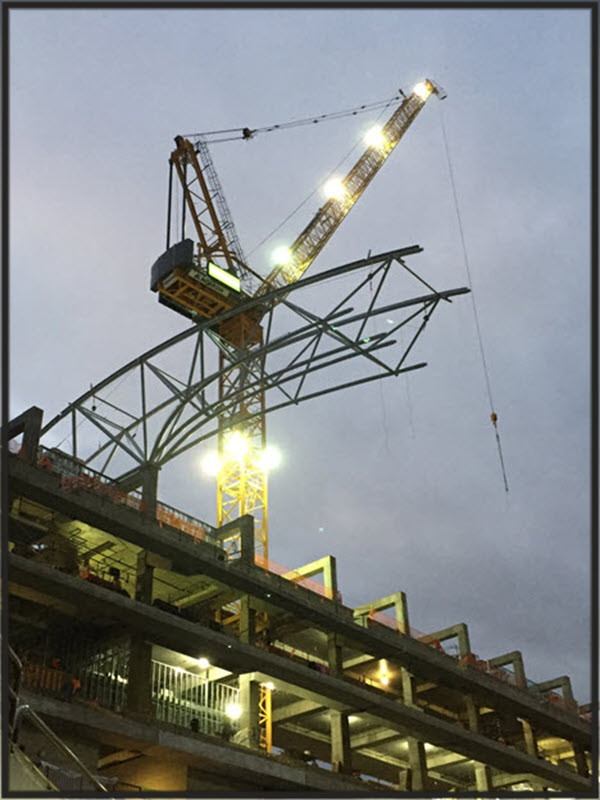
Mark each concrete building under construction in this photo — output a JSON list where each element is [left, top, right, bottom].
[[4, 407, 593, 794]]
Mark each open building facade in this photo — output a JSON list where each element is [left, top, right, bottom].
[[5, 407, 593, 793]]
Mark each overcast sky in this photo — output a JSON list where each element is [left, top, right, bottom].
[[9, 6, 592, 702]]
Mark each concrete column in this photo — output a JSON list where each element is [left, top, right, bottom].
[[6, 406, 43, 465], [141, 464, 159, 517], [239, 596, 256, 645], [330, 710, 351, 773], [573, 745, 589, 778], [474, 763, 492, 791], [127, 636, 153, 717], [128, 552, 154, 716], [394, 592, 410, 635], [327, 632, 343, 676], [237, 675, 260, 749], [135, 552, 154, 604], [401, 669, 428, 789], [406, 737, 428, 791], [521, 720, 546, 792]]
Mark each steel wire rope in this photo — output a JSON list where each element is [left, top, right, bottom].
[[182, 94, 404, 141], [246, 96, 399, 259], [440, 107, 509, 493]]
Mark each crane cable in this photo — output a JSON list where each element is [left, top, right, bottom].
[[246, 96, 398, 257], [440, 108, 509, 493], [182, 94, 406, 144]]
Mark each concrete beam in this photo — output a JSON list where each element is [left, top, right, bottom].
[[7, 555, 591, 792], [273, 700, 322, 724]]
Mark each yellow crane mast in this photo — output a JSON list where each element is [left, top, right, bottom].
[[151, 79, 441, 566]]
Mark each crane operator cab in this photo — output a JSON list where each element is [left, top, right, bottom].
[[150, 239, 263, 347]]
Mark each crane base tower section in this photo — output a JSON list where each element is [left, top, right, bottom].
[[5, 415, 593, 794]]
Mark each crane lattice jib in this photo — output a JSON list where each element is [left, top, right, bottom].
[[262, 86, 434, 292]]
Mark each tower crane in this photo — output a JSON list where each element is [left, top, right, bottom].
[[150, 78, 442, 564]]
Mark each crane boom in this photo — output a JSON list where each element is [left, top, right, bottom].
[[261, 80, 439, 293]]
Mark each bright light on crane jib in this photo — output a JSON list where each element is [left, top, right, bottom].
[[273, 246, 292, 265], [364, 126, 386, 149], [323, 177, 347, 200], [413, 81, 432, 100]]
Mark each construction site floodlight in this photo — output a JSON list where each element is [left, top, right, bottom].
[[273, 246, 292, 266], [323, 177, 347, 200], [257, 445, 281, 471], [202, 451, 222, 476], [225, 702, 242, 720], [413, 80, 433, 101], [208, 261, 241, 292], [224, 430, 249, 460], [364, 126, 386, 149]]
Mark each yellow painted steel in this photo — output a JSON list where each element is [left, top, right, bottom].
[[258, 684, 273, 752]]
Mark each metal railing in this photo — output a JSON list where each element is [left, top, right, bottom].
[[9, 646, 108, 792]]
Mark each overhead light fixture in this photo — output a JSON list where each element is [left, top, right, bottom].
[[225, 702, 242, 720], [198, 657, 210, 669], [208, 261, 241, 292], [413, 80, 433, 101], [323, 177, 347, 200], [273, 246, 292, 265], [380, 675, 390, 686], [364, 126, 386, 149], [264, 682, 275, 691]]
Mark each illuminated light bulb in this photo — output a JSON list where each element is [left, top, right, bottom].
[[273, 246, 292, 265], [198, 657, 210, 669], [224, 430, 249, 460], [348, 715, 359, 723], [364, 126, 386, 149], [380, 675, 389, 686], [257, 445, 281, 471], [226, 702, 242, 720], [323, 177, 347, 200], [264, 682, 275, 691], [202, 451, 222, 475], [413, 81, 433, 100]]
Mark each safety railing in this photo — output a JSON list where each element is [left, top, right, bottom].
[[9, 646, 108, 792], [34, 445, 220, 548], [254, 554, 342, 602]]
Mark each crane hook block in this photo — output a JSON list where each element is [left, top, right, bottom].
[[490, 412, 498, 426]]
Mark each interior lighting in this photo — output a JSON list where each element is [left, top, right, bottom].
[[364, 126, 386, 149], [202, 451, 222, 475], [348, 715, 359, 723], [207, 261, 241, 292], [257, 445, 281, 471], [380, 675, 389, 686], [225, 702, 242, 720], [224, 430, 249, 460], [323, 177, 347, 200], [264, 682, 275, 691], [198, 657, 210, 669], [273, 246, 292, 266], [413, 81, 433, 101]]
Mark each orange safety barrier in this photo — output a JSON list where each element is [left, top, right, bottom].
[[254, 555, 342, 603], [22, 662, 65, 694], [59, 472, 147, 512], [156, 506, 206, 542], [369, 610, 424, 639]]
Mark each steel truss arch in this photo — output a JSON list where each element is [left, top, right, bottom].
[[40, 247, 468, 485]]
